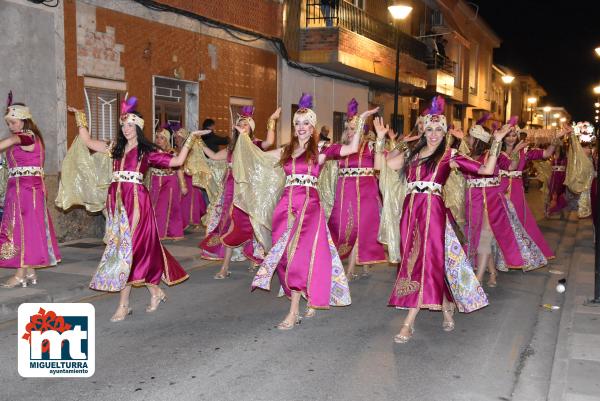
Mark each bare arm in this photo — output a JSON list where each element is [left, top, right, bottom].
[[177, 169, 188, 195], [67, 106, 109, 153], [339, 107, 380, 157], [372, 116, 405, 171], [261, 107, 281, 150], [0, 135, 21, 153], [476, 124, 512, 175]]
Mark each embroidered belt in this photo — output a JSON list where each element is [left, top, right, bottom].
[[407, 181, 442, 196], [8, 166, 44, 178], [150, 168, 175, 177], [499, 170, 522, 178], [339, 167, 375, 177], [466, 176, 500, 188], [552, 166, 566, 172], [112, 171, 144, 184], [285, 174, 318, 189]]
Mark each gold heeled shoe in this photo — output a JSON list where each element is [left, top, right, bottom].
[[276, 313, 301, 330], [393, 323, 414, 344], [487, 272, 497, 288], [110, 304, 132, 322], [25, 273, 38, 286], [442, 308, 455, 332], [213, 271, 231, 280], [304, 307, 316, 319], [1, 276, 28, 288], [146, 289, 167, 313]]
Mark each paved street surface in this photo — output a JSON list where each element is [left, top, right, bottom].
[[0, 186, 598, 401]]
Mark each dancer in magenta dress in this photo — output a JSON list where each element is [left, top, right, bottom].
[[250, 94, 378, 330], [149, 126, 185, 240], [376, 97, 504, 343], [547, 145, 568, 217], [463, 118, 547, 287], [174, 127, 206, 231], [499, 127, 569, 259], [199, 106, 279, 278], [68, 98, 200, 322], [0, 94, 61, 288], [328, 99, 386, 280]]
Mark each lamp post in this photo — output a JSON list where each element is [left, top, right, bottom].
[[501, 74, 515, 123], [388, 2, 413, 132], [527, 97, 537, 127], [543, 106, 551, 129]]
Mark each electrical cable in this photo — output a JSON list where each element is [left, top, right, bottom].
[[130, 0, 384, 90]]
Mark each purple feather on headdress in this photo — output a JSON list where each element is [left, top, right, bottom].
[[121, 96, 138, 115], [6, 90, 13, 108], [240, 106, 254, 118], [170, 122, 182, 132], [429, 96, 445, 115], [347, 98, 358, 118], [491, 121, 499, 132], [508, 115, 519, 127], [298, 93, 313, 110], [160, 121, 170, 130], [476, 113, 490, 126]]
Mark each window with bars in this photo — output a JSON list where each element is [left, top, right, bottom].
[[154, 77, 186, 133], [84, 87, 124, 142]]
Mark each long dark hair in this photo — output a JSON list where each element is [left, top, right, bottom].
[[501, 131, 521, 152], [7, 102, 45, 148], [228, 125, 254, 152], [111, 111, 158, 160], [401, 135, 447, 177], [279, 128, 319, 166], [469, 137, 490, 158]]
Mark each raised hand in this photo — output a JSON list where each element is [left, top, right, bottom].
[[67, 106, 82, 113], [373, 116, 388, 139], [493, 124, 512, 141], [270, 107, 282, 120], [359, 106, 380, 120], [191, 129, 212, 137], [448, 128, 464, 140]]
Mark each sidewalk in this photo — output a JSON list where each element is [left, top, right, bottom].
[[547, 216, 600, 401], [0, 232, 213, 323]]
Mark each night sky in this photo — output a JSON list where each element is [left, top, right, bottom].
[[476, 1, 600, 122]]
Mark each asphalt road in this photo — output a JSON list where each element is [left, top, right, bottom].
[[0, 234, 563, 401]]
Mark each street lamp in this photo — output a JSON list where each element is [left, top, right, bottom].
[[596, 47, 600, 57], [501, 75, 515, 123], [560, 117, 567, 123], [388, 1, 413, 132], [527, 97, 537, 126], [543, 106, 551, 129], [596, 102, 600, 108]]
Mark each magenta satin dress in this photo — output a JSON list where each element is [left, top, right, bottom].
[[547, 155, 567, 215], [464, 153, 547, 271], [328, 141, 386, 264], [180, 173, 206, 229], [89, 148, 188, 291], [500, 149, 554, 259], [389, 149, 481, 309], [199, 140, 263, 264], [149, 159, 184, 240], [252, 144, 351, 309], [0, 133, 60, 268]]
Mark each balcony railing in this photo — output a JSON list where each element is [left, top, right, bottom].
[[425, 54, 456, 75], [304, 0, 427, 62]]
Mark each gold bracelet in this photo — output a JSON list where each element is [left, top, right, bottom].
[[489, 140, 502, 157], [375, 137, 386, 153], [355, 117, 365, 141], [395, 141, 408, 153], [75, 111, 88, 129], [267, 119, 276, 132], [182, 134, 196, 150]]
